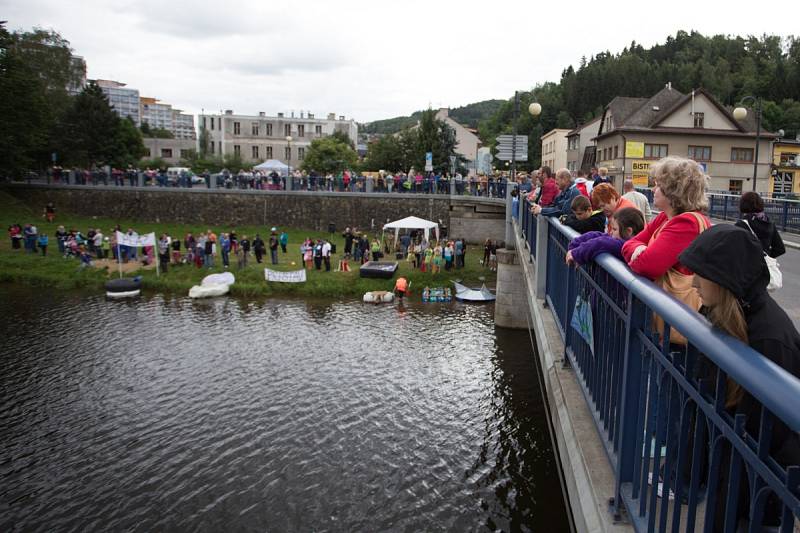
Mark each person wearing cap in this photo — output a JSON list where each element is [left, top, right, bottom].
[[679, 224, 800, 529]]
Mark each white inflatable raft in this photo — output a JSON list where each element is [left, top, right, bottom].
[[363, 290, 395, 304], [189, 272, 235, 298]]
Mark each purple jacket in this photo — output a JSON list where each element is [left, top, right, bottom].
[[568, 231, 624, 265]]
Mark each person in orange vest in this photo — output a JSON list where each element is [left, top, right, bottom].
[[394, 276, 409, 300]]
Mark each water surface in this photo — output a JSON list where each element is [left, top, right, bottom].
[[0, 287, 568, 531]]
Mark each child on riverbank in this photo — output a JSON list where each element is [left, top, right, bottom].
[[565, 207, 645, 267]]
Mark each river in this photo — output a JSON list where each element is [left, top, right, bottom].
[[0, 286, 568, 532]]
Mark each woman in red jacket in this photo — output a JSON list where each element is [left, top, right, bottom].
[[536, 166, 559, 207], [622, 156, 710, 281]]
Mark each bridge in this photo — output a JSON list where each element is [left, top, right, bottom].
[[492, 197, 800, 531]]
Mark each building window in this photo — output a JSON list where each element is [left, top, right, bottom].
[[285, 146, 291, 160], [688, 146, 712, 161], [202, 117, 207, 129], [729, 179, 743, 194], [143, 148, 151, 157], [180, 149, 192, 159], [284, 124, 291, 136], [210, 143, 215, 154], [298, 125, 305, 137], [266, 123, 273, 136], [644, 144, 668, 158], [779, 152, 799, 167], [252, 123, 259, 136], [234, 122, 241, 135], [614, 145, 619, 159], [252, 145, 259, 159], [161, 148, 173, 158], [234, 145, 241, 156], [731, 147, 754, 162], [210, 117, 215, 130], [693, 112, 704, 128], [266, 146, 273, 158], [773, 171, 794, 194], [315, 125, 322, 135], [298, 147, 305, 160]]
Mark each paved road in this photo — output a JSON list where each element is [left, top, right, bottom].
[[771, 245, 800, 331]]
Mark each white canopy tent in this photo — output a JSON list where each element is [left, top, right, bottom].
[[253, 159, 291, 174], [383, 216, 440, 243]]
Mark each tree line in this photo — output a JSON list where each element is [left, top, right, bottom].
[[0, 25, 147, 178]]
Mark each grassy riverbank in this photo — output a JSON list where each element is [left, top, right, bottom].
[[0, 191, 496, 298]]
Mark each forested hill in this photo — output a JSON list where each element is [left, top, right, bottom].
[[477, 31, 800, 169], [361, 99, 504, 134]]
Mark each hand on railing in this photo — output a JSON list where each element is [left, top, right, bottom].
[[565, 250, 576, 267]]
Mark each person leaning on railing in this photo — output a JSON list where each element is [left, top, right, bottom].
[[530, 169, 582, 218], [622, 156, 711, 344], [679, 224, 800, 530]]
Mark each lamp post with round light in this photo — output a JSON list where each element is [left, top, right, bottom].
[[505, 95, 542, 248], [286, 135, 293, 190], [732, 96, 762, 192]]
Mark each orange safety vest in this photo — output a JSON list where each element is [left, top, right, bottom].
[[395, 277, 408, 291]]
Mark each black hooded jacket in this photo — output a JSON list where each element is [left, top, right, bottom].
[[735, 213, 785, 258], [679, 224, 800, 465]]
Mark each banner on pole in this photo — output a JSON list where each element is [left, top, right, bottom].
[[264, 268, 307, 283], [116, 231, 156, 248]]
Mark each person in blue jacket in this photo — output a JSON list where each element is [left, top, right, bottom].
[[37, 233, 49, 256], [530, 169, 582, 218]]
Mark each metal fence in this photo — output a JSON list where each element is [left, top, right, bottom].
[[635, 188, 800, 233], [11, 173, 514, 200], [524, 211, 800, 531], [520, 196, 537, 260]]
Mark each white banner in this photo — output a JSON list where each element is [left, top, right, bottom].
[[116, 231, 156, 248], [264, 268, 307, 283]]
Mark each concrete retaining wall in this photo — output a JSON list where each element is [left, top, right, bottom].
[[2, 184, 506, 243]]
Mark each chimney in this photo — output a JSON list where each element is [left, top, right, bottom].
[[291, 110, 295, 118], [278, 112, 284, 118], [259, 111, 265, 117], [308, 113, 314, 119], [225, 109, 233, 115], [300, 110, 304, 118], [327, 113, 336, 120], [339, 115, 345, 120], [666, 82, 672, 90]]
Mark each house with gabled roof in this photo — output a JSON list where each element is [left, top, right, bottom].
[[592, 84, 775, 192]]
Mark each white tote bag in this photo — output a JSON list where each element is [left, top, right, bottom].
[[743, 220, 782, 291]]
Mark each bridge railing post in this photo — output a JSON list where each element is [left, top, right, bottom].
[[534, 215, 548, 299]]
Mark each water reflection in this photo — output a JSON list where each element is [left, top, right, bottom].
[[0, 286, 567, 532]]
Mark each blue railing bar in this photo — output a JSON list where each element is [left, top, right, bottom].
[[547, 217, 800, 432]]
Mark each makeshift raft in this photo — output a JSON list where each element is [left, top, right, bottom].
[[421, 287, 452, 303], [359, 261, 398, 279], [363, 291, 395, 304], [189, 272, 235, 298], [452, 281, 496, 302], [105, 276, 142, 298]]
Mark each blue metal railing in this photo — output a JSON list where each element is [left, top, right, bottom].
[[635, 188, 800, 233], [520, 195, 537, 260], [537, 215, 800, 532]]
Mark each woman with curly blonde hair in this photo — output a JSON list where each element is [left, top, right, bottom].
[[622, 156, 711, 343]]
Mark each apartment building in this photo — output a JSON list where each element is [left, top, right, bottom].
[[139, 97, 196, 140], [198, 110, 358, 165], [435, 108, 481, 173], [592, 86, 775, 192], [540, 129, 570, 171], [566, 117, 601, 173], [95, 79, 141, 126]]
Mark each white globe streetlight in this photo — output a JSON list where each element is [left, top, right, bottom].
[[732, 107, 747, 121], [528, 102, 542, 117]]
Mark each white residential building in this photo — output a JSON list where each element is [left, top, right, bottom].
[[540, 129, 570, 171], [95, 79, 141, 125], [198, 110, 358, 165]]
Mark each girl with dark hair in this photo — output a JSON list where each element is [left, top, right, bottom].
[[735, 191, 785, 258], [565, 207, 645, 266]]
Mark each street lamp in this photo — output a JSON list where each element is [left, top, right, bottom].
[[286, 135, 293, 185], [732, 96, 762, 192]]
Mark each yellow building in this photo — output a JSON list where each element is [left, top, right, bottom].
[[771, 139, 800, 196]]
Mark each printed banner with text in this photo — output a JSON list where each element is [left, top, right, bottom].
[[115, 231, 156, 248], [264, 268, 307, 283]]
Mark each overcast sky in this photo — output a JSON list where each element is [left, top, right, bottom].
[[3, 0, 797, 123]]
